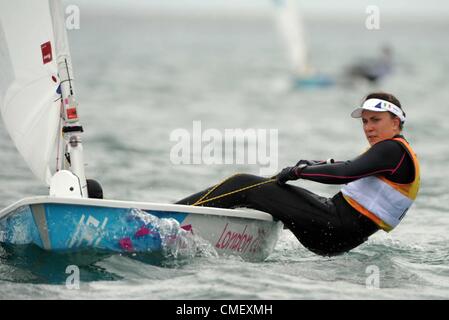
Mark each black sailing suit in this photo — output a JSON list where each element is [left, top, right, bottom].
[[176, 135, 415, 256]]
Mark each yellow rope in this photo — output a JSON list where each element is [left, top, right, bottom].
[[192, 176, 276, 206], [192, 173, 241, 206]]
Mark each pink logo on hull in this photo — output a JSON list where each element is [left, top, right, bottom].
[[215, 223, 267, 254], [134, 226, 155, 238], [181, 224, 193, 233], [119, 237, 134, 251]]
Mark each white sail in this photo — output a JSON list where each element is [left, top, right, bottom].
[[0, 0, 69, 185], [274, 0, 310, 75]]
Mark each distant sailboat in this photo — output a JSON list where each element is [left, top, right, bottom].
[[0, 0, 282, 262], [274, 0, 333, 88]]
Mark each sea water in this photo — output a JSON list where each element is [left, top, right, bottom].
[[1, 7, 449, 299]]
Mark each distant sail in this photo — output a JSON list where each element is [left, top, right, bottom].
[[274, 0, 309, 75], [0, 0, 70, 185]]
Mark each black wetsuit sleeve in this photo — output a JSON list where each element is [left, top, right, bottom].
[[298, 139, 413, 184]]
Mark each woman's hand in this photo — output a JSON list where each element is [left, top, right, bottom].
[[276, 164, 307, 185], [296, 159, 335, 166]]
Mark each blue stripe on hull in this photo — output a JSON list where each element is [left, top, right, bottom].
[[0, 206, 43, 247], [1, 204, 189, 253]]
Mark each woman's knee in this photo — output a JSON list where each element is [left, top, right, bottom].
[[227, 173, 266, 185]]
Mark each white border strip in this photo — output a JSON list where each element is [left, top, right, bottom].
[[0, 196, 274, 222]]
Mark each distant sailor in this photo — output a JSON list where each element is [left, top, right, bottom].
[[346, 45, 393, 83], [177, 92, 420, 256]]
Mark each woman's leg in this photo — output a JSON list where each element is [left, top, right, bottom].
[[176, 173, 377, 255], [176, 173, 277, 207]]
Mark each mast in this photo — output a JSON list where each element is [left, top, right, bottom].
[[58, 59, 88, 198], [50, 0, 87, 197]]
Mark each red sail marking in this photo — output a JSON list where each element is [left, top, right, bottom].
[[41, 41, 52, 64]]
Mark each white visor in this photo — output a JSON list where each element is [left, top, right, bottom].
[[351, 98, 406, 123]]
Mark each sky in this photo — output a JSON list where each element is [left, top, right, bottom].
[[65, 0, 449, 19]]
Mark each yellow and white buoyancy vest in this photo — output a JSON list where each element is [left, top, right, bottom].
[[341, 137, 420, 231]]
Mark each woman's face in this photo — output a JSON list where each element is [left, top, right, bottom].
[[362, 110, 401, 146]]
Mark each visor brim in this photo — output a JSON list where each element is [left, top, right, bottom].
[[350, 106, 388, 118]]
